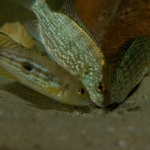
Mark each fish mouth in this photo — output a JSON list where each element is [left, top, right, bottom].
[[90, 101, 101, 108], [91, 98, 105, 108], [80, 100, 91, 106]]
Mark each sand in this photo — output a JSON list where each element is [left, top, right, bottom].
[[0, 0, 150, 150]]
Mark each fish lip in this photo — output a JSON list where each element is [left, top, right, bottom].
[[90, 101, 101, 108], [91, 98, 105, 108], [80, 100, 91, 106]]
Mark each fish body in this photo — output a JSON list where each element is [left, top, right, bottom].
[[0, 32, 91, 106], [13, 0, 105, 107], [103, 36, 150, 106]]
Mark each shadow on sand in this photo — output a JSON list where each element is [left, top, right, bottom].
[[1, 81, 92, 114]]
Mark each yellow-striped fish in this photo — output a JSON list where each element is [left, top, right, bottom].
[[0, 32, 91, 106], [12, 0, 105, 107]]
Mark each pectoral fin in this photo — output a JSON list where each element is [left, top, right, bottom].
[[24, 20, 55, 61], [24, 20, 42, 43], [0, 67, 15, 79]]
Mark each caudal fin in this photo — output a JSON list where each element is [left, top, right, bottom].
[[11, 0, 36, 10]]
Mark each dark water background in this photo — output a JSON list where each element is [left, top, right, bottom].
[[0, 0, 64, 26]]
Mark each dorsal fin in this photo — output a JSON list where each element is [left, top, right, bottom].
[[59, 0, 100, 47], [59, 0, 78, 22]]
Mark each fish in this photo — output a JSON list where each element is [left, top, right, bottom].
[[0, 32, 91, 106], [12, 0, 106, 107], [103, 36, 150, 106]]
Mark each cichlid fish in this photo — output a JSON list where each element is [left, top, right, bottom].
[[103, 36, 150, 106], [0, 32, 91, 106], [12, 0, 105, 107]]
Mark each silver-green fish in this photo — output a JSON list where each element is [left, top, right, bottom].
[[103, 36, 150, 106], [0, 32, 91, 106], [12, 0, 105, 107]]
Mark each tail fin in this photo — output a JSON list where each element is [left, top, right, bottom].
[[12, 0, 36, 10]]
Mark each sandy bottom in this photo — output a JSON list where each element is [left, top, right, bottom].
[[0, 75, 150, 150], [0, 0, 150, 150]]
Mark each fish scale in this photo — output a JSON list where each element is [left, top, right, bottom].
[[12, 0, 106, 107], [103, 36, 150, 106], [0, 32, 91, 106], [37, 5, 103, 78]]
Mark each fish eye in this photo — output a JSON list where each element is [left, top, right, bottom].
[[77, 88, 85, 95], [95, 82, 105, 93]]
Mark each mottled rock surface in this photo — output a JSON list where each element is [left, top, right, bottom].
[[76, 0, 150, 57]]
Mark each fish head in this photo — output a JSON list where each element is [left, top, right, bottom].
[[83, 36, 150, 108], [95, 62, 127, 108], [101, 72, 133, 108], [89, 64, 122, 108], [61, 81, 91, 106], [89, 79, 110, 108]]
